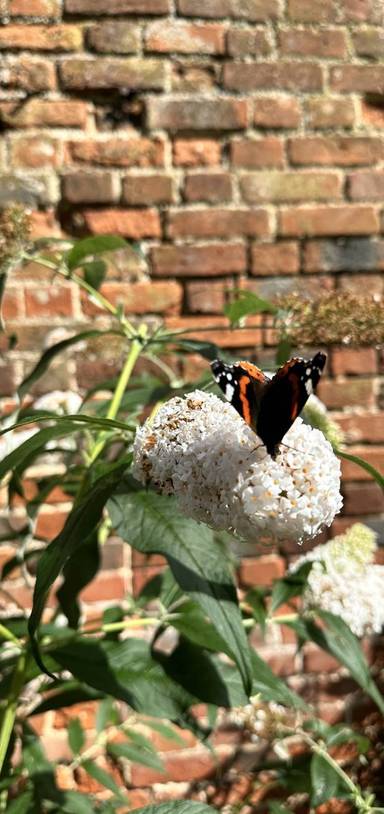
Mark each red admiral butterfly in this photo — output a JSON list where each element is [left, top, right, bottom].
[[211, 352, 326, 459]]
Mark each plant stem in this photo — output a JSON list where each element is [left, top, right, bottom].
[[84, 617, 159, 636], [0, 624, 22, 648], [0, 650, 27, 776]]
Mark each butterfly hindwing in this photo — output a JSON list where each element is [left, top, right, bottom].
[[210, 359, 268, 432]]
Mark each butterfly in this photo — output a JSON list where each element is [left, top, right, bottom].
[[211, 352, 326, 458]]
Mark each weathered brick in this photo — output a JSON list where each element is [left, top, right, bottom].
[[289, 136, 384, 166], [227, 28, 271, 57], [248, 273, 334, 304], [122, 174, 173, 204], [340, 446, 384, 480], [0, 99, 88, 128], [238, 554, 285, 588], [223, 61, 322, 92], [287, 0, 336, 21], [81, 281, 182, 315], [338, 272, 384, 296], [339, 0, 383, 23], [165, 315, 263, 346], [60, 58, 166, 90], [177, 0, 279, 20], [317, 378, 376, 410], [330, 65, 384, 93], [352, 27, 384, 59], [361, 99, 384, 128], [10, 136, 61, 168], [145, 21, 225, 54], [0, 25, 82, 51], [79, 208, 161, 238], [342, 482, 384, 515], [168, 208, 271, 239], [331, 347, 377, 376], [173, 139, 220, 166], [61, 172, 117, 204], [171, 62, 217, 92], [335, 413, 384, 444], [65, 0, 170, 13], [87, 22, 140, 53], [231, 137, 284, 168], [303, 237, 384, 272], [9, 0, 60, 15], [253, 96, 301, 129], [304, 97, 355, 129], [1, 57, 56, 91], [185, 280, 226, 313], [280, 205, 379, 237], [69, 138, 165, 167], [183, 172, 232, 202], [25, 286, 73, 318], [151, 244, 246, 276], [348, 171, 384, 200], [146, 97, 248, 130], [251, 241, 300, 275], [240, 171, 342, 203], [279, 27, 347, 58]]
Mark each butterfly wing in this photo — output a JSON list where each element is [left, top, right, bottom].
[[256, 352, 327, 457], [211, 359, 269, 432]]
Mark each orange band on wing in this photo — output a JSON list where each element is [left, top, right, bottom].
[[239, 375, 252, 426]]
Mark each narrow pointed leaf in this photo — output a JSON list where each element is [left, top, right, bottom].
[[107, 741, 164, 772], [337, 449, 384, 490], [68, 717, 85, 756], [66, 236, 127, 271], [82, 759, 127, 803], [310, 753, 342, 806]]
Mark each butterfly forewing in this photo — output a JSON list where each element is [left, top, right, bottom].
[[210, 359, 268, 432]]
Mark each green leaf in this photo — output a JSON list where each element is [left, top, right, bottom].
[[108, 490, 253, 696], [173, 338, 221, 361], [6, 791, 34, 814], [82, 759, 127, 803], [18, 329, 121, 399], [144, 719, 186, 747], [66, 236, 127, 271], [244, 588, 268, 633], [251, 650, 307, 710], [224, 290, 278, 327], [83, 259, 107, 290], [275, 336, 292, 366], [310, 753, 341, 806], [158, 639, 244, 708], [107, 739, 164, 772], [135, 803, 217, 814], [170, 601, 230, 652], [31, 684, 102, 715], [268, 804, 291, 814], [270, 562, 313, 612], [56, 530, 100, 628], [60, 790, 98, 814], [28, 462, 128, 673], [96, 698, 119, 734], [337, 449, 384, 490], [68, 717, 85, 756]]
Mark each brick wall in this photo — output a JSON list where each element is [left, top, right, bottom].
[[1, 0, 384, 802]]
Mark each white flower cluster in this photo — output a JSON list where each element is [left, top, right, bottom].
[[292, 523, 384, 637], [228, 695, 291, 742], [34, 390, 82, 415], [133, 390, 342, 544]]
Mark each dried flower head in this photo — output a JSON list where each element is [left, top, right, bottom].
[[133, 390, 342, 545], [275, 292, 384, 347], [228, 695, 290, 742], [0, 205, 31, 270], [292, 523, 384, 636]]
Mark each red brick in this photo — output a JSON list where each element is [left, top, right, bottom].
[[65, 0, 170, 12], [339, 0, 383, 23], [361, 99, 384, 128], [185, 280, 226, 313], [81, 572, 126, 602], [177, 0, 279, 20], [145, 21, 225, 53], [240, 171, 342, 203], [279, 27, 347, 58], [0, 99, 88, 128], [348, 171, 384, 201], [131, 746, 231, 786], [25, 286, 73, 319], [87, 22, 140, 53], [332, 347, 377, 376], [302, 644, 340, 673], [289, 136, 384, 166], [171, 62, 217, 92], [81, 281, 182, 315], [330, 65, 384, 93], [183, 172, 232, 202], [352, 28, 384, 59], [2, 57, 56, 91], [280, 205, 379, 237], [338, 272, 384, 296], [0, 25, 82, 51], [69, 137, 165, 167], [173, 139, 220, 166], [62, 172, 116, 204], [165, 315, 263, 347], [79, 208, 161, 238], [146, 97, 248, 130], [122, 174, 173, 204], [317, 378, 376, 410], [227, 28, 271, 56], [168, 208, 271, 239], [238, 554, 285, 588], [9, 135, 60, 168], [151, 244, 246, 276], [340, 447, 384, 481], [304, 97, 355, 129], [29, 210, 62, 239], [223, 61, 323, 92], [2, 288, 23, 320], [287, 0, 336, 21], [231, 137, 284, 168], [53, 702, 97, 731], [342, 482, 384, 515], [9, 0, 60, 15], [35, 509, 69, 539], [253, 96, 301, 129], [335, 413, 384, 444], [251, 241, 299, 275], [60, 57, 166, 90], [132, 565, 164, 596]]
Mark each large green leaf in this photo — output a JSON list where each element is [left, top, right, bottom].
[[82, 259, 107, 290], [107, 739, 164, 772], [270, 562, 313, 613], [108, 490, 253, 696], [6, 792, 34, 813], [310, 753, 342, 806], [56, 530, 100, 629], [135, 803, 217, 814], [65, 236, 127, 271], [81, 759, 127, 803], [224, 290, 278, 327]]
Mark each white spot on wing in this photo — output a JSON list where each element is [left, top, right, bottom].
[[225, 384, 235, 401]]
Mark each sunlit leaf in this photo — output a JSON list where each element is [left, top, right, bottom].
[[224, 290, 278, 327], [337, 449, 384, 491], [310, 753, 342, 807], [66, 236, 127, 271], [68, 717, 85, 756]]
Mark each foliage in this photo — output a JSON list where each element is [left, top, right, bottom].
[[0, 213, 383, 813]]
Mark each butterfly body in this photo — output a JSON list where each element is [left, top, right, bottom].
[[211, 352, 326, 458]]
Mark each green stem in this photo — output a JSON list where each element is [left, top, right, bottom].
[[85, 617, 159, 636], [0, 624, 22, 648], [0, 651, 27, 776]]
